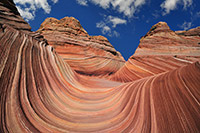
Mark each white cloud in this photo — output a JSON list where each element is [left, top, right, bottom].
[[52, 0, 58, 4], [14, 0, 59, 21], [76, 0, 88, 6], [161, 0, 193, 15], [91, 0, 110, 9], [96, 21, 120, 37], [79, 0, 146, 17], [180, 21, 192, 30], [160, 0, 180, 15], [111, 0, 146, 17], [16, 6, 35, 21], [96, 15, 126, 37], [113, 31, 120, 37], [76, 1, 144, 37], [96, 21, 111, 34], [107, 16, 127, 28]]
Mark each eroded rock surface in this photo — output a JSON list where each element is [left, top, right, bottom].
[[175, 26, 200, 36], [37, 17, 125, 77], [0, 1, 200, 132], [0, 0, 31, 32], [135, 22, 200, 56], [109, 22, 200, 82], [1, 24, 200, 132]]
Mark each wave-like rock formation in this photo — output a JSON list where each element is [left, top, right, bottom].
[[135, 22, 200, 56], [0, 0, 200, 132], [175, 26, 200, 36], [109, 22, 200, 82], [36, 17, 125, 77], [1, 24, 200, 132], [0, 0, 31, 32]]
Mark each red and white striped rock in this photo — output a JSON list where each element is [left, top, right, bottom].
[[37, 17, 125, 77], [109, 22, 200, 82], [0, 0, 31, 32], [0, 1, 200, 132], [135, 22, 200, 56], [1, 25, 200, 132]]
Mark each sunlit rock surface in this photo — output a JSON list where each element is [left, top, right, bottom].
[[135, 22, 200, 56], [36, 17, 125, 77], [109, 22, 200, 82], [175, 26, 200, 36], [0, 0, 200, 132]]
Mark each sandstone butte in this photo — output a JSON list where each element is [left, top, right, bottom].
[[0, 0, 200, 132]]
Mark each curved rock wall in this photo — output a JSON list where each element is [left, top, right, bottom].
[[0, 1, 200, 132], [109, 55, 200, 82], [135, 22, 200, 56], [1, 24, 200, 132], [0, 0, 31, 32], [109, 22, 200, 82], [37, 17, 125, 77]]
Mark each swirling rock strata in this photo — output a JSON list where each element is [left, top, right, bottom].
[[0, 1, 200, 132], [175, 26, 200, 36], [0, 0, 31, 32], [109, 22, 200, 82], [37, 17, 125, 77], [1, 24, 200, 132], [135, 22, 200, 56], [109, 55, 200, 82]]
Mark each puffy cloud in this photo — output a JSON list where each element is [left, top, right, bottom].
[[14, 0, 59, 21], [107, 16, 127, 28], [179, 21, 192, 30], [96, 21, 111, 34], [161, 0, 193, 15], [113, 31, 120, 37], [110, 0, 146, 17], [160, 0, 180, 15], [51, 0, 58, 3], [96, 21, 120, 37], [78, 0, 146, 17], [76, 0, 88, 6], [16, 6, 35, 20], [96, 15, 126, 37], [91, 0, 110, 9], [76, 0, 146, 37]]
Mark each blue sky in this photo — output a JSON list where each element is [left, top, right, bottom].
[[14, 0, 200, 60]]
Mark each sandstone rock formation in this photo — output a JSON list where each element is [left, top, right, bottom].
[[0, 0, 200, 132], [36, 17, 125, 77], [175, 26, 200, 36], [109, 22, 200, 82], [0, 0, 31, 32], [135, 22, 200, 56]]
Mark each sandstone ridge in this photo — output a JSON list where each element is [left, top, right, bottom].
[[135, 21, 200, 56], [0, 0, 31, 32], [37, 16, 125, 77], [175, 26, 200, 36], [109, 22, 200, 82], [0, 0, 200, 132]]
